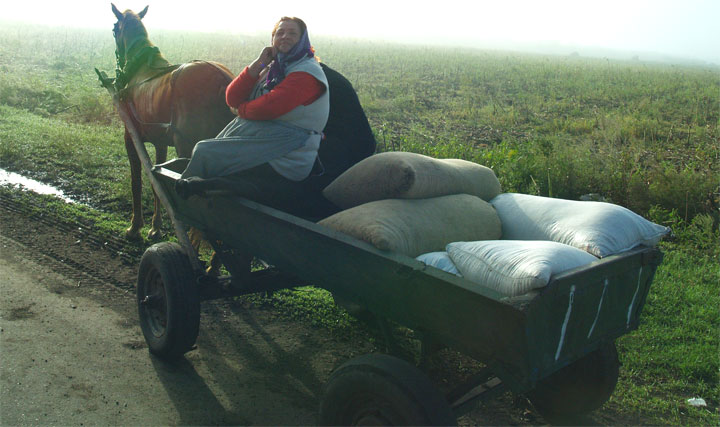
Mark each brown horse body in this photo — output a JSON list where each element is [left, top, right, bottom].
[[111, 4, 235, 239]]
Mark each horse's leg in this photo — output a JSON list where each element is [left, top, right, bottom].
[[187, 228, 226, 277], [124, 128, 144, 240], [147, 144, 167, 240]]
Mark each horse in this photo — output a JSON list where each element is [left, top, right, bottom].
[[110, 4, 235, 240]]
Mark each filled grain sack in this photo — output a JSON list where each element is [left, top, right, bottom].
[[490, 193, 671, 258], [322, 151, 502, 209], [318, 194, 502, 257], [446, 240, 599, 297], [416, 252, 462, 276]]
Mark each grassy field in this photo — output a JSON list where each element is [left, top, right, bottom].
[[0, 23, 718, 424]]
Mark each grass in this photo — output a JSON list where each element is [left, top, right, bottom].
[[0, 104, 171, 214], [613, 234, 719, 424], [0, 22, 718, 424]]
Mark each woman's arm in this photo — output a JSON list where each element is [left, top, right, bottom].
[[233, 72, 325, 120], [226, 46, 277, 110], [225, 66, 258, 109]]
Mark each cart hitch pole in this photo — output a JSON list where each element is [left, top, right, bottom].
[[113, 98, 204, 274]]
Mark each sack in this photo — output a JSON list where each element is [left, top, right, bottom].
[[446, 240, 599, 297], [322, 151, 501, 209], [416, 252, 462, 276], [490, 193, 670, 257], [318, 194, 502, 257]]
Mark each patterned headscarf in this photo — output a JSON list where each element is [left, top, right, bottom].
[[265, 30, 315, 90]]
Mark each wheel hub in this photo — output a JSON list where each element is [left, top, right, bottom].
[[141, 270, 167, 337]]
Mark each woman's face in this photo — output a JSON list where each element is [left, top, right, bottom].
[[272, 20, 302, 54]]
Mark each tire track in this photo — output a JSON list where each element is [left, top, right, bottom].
[[0, 195, 137, 292], [0, 191, 140, 263]]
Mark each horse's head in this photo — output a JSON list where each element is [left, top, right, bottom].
[[111, 3, 149, 69]]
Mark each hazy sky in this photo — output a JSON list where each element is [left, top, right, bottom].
[[3, 0, 719, 63]]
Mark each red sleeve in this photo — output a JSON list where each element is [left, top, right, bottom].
[[234, 72, 326, 121], [225, 66, 258, 109]]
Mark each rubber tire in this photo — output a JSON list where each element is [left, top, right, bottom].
[[527, 342, 620, 423], [319, 354, 456, 426], [137, 242, 200, 360]]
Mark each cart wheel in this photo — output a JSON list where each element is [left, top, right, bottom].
[[137, 242, 200, 360], [319, 354, 456, 426], [527, 342, 620, 423]]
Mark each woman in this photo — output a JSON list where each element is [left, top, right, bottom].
[[176, 17, 329, 211]]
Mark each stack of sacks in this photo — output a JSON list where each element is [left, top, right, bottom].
[[490, 193, 671, 257], [319, 194, 501, 257], [318, 152, 503, 257], [322, 151, 502, 209], [414, 193, 669, 297]]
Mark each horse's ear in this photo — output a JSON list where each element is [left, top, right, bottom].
[[138, 5, 149, 19], [111, 3, 123, 20]]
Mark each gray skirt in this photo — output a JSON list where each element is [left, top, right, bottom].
[[181, 117, 316, 179]]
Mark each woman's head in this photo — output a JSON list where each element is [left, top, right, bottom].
[[272, 17, 307, 54], [265, 16, 315, 90]]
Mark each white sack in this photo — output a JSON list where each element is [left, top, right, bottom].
[[446, 240, 599, 297], [323, 151, 502, 209], [318, 194, 502, 257], [416, 252, 462, 276], [490, 193, 670, 257]]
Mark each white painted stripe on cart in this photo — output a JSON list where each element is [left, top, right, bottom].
[[627, 266, 644, 328], [588, 278, 609, 339], [555, 285, 576, 361]]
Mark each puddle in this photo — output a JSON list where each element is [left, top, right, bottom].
[[0, 168, 76, 203]]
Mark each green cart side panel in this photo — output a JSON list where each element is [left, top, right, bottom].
[[524, 248, 662, 383]]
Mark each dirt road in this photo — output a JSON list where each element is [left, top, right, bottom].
[[0, 202, 375, 425], [0, 197, 553, 426]]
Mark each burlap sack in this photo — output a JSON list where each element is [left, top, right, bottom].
[[322, 152, 502, 209], [318, 194, 502, 257]]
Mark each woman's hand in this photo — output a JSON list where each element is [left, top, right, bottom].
[[249, 46, 276, 77]]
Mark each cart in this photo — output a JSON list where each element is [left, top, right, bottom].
[[116, 100, 663, 425]]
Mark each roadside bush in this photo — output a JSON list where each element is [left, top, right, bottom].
[[647, 165, 719, 223], [71, 91, 116, 125]]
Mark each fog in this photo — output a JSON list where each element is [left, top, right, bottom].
[[3, 0, 719, 65]]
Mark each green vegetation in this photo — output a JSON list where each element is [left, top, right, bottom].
[[0, 23, 717, 424]]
